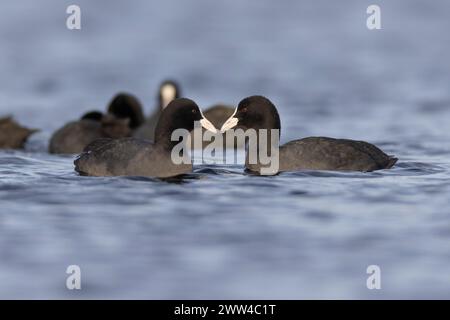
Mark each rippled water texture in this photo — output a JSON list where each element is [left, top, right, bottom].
[[1, 0, 450, 298]]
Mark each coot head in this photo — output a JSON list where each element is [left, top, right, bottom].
[[154, 98, 217, 143], [158, 80, 180, 109], [80, 111, 104, 121], [107, 93, 145, 129], [221, 95, 281, 132]]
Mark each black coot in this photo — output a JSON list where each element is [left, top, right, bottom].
[[220, 96, 398, 174], [49, 93, 143, 154], [74, 98, 217, 178], [134, 80, 181, 141]]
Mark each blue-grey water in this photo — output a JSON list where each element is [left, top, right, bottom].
[[1, 0, 450, 299]]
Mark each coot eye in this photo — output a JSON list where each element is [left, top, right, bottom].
[[191, 109, 197, 114], [241, 107, 247, 113]]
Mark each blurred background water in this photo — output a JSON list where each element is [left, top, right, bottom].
[[1, 0, 450, 298]]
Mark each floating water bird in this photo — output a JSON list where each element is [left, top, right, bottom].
[[74, 98, 217, 178], [134, 81, 238, 148], [220, 96, 398, 174], [49, 93, 144, 154], [134, 80, 181, 141], [0, 116, 38, 149]]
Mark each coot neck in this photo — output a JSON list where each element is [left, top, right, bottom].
[[245, 112, 281, 172]]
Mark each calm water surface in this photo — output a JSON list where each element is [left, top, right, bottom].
[[1, 0, 450, 298]]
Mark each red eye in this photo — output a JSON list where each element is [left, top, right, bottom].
[[241, 107, 247, 112]]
